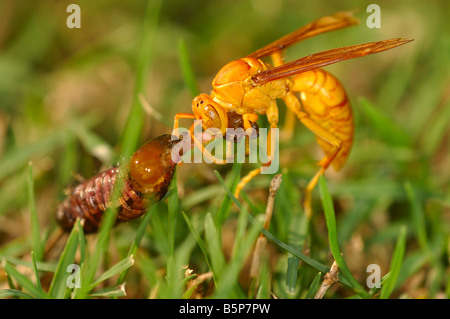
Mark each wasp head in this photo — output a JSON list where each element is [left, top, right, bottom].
[[192, 94, 228, 133]]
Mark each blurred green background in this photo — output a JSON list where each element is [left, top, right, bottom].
[[0, 0, 448, 299]]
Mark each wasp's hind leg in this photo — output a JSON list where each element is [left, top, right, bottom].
[[281, 90, 343, 219]]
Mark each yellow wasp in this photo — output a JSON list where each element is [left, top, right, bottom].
[[173, 11, 412, 216]]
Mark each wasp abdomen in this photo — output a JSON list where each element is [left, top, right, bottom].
[[293, 69, 354, 170]]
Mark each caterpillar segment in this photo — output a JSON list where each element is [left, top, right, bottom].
[[56, 134, 182, 233]]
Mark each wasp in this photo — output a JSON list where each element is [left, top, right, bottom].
[[56, 134, 182, 233], [172, 11, 412, 217]]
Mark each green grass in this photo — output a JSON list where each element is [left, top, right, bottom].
[[319, 175, 369, 298], [0, 0, 449, 300]]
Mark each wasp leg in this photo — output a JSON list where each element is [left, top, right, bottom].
[[173, 113, 196, 136], [173, 113, 228, 165], [283, 92, 342, 218], [242, 113, 259, 156], [280, 104, 296, 141], [234, 166, 262, 199], [189, 121, 228, 165], [235, 107, 278, 198], [242, 113, 259, 130], [271, 51, 296, 140], [172, 113, 197, 166]]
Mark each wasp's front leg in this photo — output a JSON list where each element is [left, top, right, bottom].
[[235, 105, 279, 199]]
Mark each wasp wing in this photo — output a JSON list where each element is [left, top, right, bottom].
[[252, 38, 413, 85], [248, 11, 359, 59]]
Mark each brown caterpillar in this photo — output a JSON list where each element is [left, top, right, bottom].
[[56, 134, 182, 233]]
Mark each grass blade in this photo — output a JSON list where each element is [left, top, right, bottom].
[[213, 170, 339, 282], [88, 284, 127, 298], [358, 97, 411, 147], [3, 261, 50, 299], [75, 126, 112, 164], [27, 162, 43, 262], [255, 256, 271, 299], [0, 128, 68, 180], [89, 255, 134, 289], [178, 38, 200, 97], [404, 182, 428, 252], [57, 135, 77, 189], [285, 213, 307, 294], [422, 101, 450, 155], [168, 171, 179, 257], [216, 162, 242, 227], [48, 219, 81, 298], [120, 0, 162, 157], [0, 289, 34, 299], [204, 213, 225, 281], [305, 272, 322, 299], [181, 211, 215, 282], [394, 249, 428, 291], [166, 171, 182, 298], [3, 256, 56, 273], [77, 221, 86, 266], [81, 206, 118, 294], [116, 204, 157, 285], [380, 225, 407, 299], [30, 251, 41, 291], [0, 116, 97, 181], [74, 3, 163, 299], [232, 200, 250, 261], [135, 254, 159, 296], [214, 206, 263, 298], [319, 175, 370, 298]]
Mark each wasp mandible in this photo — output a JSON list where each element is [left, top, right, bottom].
[[172, 11, 412, 217]]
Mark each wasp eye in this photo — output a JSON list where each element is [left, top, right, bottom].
[[203, 105, 221, 128], [192, 94, 226, 130], [205, 106, 216, 120]]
